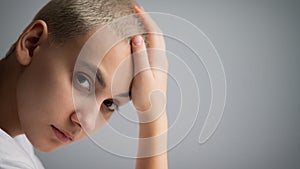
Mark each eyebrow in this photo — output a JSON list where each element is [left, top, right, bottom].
[[81, 62, 131, 98], [96, 69, 106, 88], [81, 62, 106, 88], [117, 90, 131, 98]]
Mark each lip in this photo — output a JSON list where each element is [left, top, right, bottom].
[[51, 125, 74, 143]]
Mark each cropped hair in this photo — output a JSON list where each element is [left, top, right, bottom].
[[4, 0, 146, 59]]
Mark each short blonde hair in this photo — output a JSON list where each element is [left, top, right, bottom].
[[5, 0, 146, 59]]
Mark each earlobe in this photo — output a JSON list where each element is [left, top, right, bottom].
[[15, 20, 48, 66]]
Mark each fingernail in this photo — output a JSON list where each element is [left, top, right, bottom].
[[134, 5, 139, 10], [133, 3, 144, 10], [133, 0, 141, 8], [132, 36, 143, 46]]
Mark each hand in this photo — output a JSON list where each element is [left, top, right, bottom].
[[131, 6, 169, 169], [131, 6, 168, 123]]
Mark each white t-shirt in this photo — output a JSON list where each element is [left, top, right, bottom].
[[0, 129, 45, 169]]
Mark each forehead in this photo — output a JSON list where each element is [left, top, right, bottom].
[[100, 40, 132, 74], [99, 40, 133, 97], [75, 27, 132, 68], [64, 26, 133, 92], [75, 33, 133, 92]]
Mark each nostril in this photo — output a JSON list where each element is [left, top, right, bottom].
[[70, 108, 102, 133], [71, 112, 82, 128]]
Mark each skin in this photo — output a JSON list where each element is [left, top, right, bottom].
[[0, 5, 168, 169]]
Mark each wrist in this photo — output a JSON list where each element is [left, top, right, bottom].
[[138, 112, 168, 138]]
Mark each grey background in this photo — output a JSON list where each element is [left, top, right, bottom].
[[1, 0, 300, 169]]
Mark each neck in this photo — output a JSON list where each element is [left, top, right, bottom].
[[0, 56, 23, 137]]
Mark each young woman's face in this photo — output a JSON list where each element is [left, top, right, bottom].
[[16, 33, 132, 152]]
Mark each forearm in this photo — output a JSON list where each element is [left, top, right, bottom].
[[135, 112, 168, 169], [131, 5, 168, 168]]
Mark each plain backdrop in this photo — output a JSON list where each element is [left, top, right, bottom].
[[1, 0, 300, 169]]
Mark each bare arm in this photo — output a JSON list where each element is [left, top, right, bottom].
[[130, 6, 169, 169], [135, 113, 168, 169]]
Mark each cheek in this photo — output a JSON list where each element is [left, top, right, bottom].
[[17, 65, 49, 126], [16, 56, 74, 146], [17, 73, 73, 120], [17, 62, 71, 116]]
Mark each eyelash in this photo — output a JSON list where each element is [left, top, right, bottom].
[[103, 99, 119, 112], [74, 72, 119, 112], [74, 72, 92, 93]]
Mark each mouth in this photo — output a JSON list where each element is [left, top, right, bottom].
[[51, 125, 74, 143]]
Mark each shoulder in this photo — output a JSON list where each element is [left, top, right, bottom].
[[0, 129, 44, 169]]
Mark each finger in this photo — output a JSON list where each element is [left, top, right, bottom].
[[133, 6, 165, 49], [131, 35, 153, 78], [133, 6, 167, 72], [134, 6, 160, 32], [147, 49, 168, 79]]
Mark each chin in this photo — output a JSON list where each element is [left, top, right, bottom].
[[34, 142, 62, 152], [27, 136, 62, 152]]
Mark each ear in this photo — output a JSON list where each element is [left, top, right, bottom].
[[15, 20, 48, 66]]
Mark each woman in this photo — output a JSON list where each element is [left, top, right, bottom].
[[0, 0, 168, 168]]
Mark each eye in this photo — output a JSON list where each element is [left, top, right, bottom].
[[103, 99, 119, 112], [75, 72, 92, 92]]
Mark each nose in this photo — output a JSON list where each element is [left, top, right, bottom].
[[70, 112, 82, 128], [72, 107, 103, 133], [72, 91, 110, 133]]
